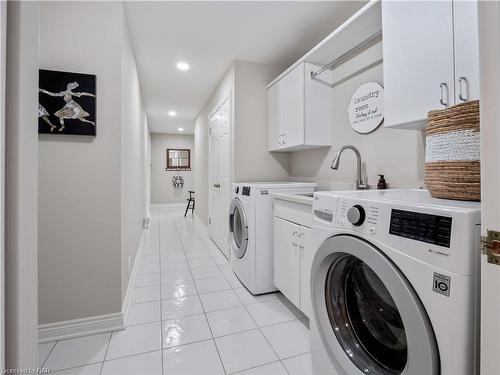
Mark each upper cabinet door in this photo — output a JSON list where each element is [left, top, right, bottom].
[[267, 82, 281, 151], [382, 0, 455, 129], [454, 0, 480, 103], [280, 65, 305, 148]]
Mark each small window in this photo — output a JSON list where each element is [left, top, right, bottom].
[[166, 149, 191, 171]]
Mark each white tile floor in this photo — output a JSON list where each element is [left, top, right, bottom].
[[39, 206, 312, 375]]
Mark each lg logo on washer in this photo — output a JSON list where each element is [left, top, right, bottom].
[[433, 272, 451, 297]]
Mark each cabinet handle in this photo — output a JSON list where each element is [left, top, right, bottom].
[[213, 183, 221, 188], [459, 77, 469, 102], [440, 82, 449, 107]]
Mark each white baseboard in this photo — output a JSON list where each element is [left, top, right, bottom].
[[38, 312, 124, 343], [194, 213, 209, 236], [38, 231, 145, 343], [121, 231, 144, 324], [151, 202, 186, 209]]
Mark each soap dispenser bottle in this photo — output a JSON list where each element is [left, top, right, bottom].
[[377, 174, 387, 190]]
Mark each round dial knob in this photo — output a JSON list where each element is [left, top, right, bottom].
[[347, 205, 366, 226]]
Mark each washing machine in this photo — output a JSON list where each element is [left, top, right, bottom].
[[229, 182, 316, 294], [310, 189, 481, 375]]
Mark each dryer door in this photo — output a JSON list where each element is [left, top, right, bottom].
[[229, 197, 248, 259], [311, 235, 439, 375]]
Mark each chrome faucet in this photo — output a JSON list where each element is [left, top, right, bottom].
[[330, 145, 370, 190]]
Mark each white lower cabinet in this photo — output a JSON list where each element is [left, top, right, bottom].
[[274, 216, 312, 317]]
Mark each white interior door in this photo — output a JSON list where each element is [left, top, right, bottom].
[[208, 97, 231, 258], [478, 3, 500, 374]]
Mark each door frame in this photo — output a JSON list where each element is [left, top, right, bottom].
[[4, 1, 39, 368], [0, 1, 6, 368], [478, 2, 500, 373], [208, 95, 232, 257]]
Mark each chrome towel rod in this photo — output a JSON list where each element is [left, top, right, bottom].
[[310, 30, 383, 88]]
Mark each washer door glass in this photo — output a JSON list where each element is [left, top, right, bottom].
[[229, 198, 248, 259], [325, 255, 407, 374]]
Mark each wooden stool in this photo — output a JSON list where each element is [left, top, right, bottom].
[[184, 191, 195, 217]]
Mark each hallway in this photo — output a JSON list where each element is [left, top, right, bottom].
[[38, 206, 312, 375]]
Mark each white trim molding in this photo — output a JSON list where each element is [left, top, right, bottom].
[[38, 312, 124, 344], [194, 213, 209, 236], [150, 202, 185, 209], [121, 231, 144, 325]]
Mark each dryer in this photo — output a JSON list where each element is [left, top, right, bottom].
[[310, 189, 480, 375], [229, 182, 316, 294]]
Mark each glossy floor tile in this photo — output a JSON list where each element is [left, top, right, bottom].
[[40, 206, 310, 375], [44, 333, 110, 371], [282, 353, 314, 375], [215, 329, 278, 374], [163, 340, 225, 375], [101, 350, 162, 375], [236, 361, 289, 375]]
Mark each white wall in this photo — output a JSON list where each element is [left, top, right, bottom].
[[233, 61, 290, 181], [151, 133, 194, 204], [289, 43, 425, 189], [5, 1, 39, 368], [194, 61, 291, 226], [38, 2, 149, 328], [121, 15, 150, 305], [194, 65, 234, 225]]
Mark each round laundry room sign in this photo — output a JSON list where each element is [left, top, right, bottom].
[[348, 81, 384, 134]]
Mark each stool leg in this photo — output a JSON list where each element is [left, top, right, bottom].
[[184, 201, 190, 217], [191, 199, 195, 214]]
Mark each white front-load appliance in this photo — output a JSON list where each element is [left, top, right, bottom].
[[310, 189, 480, 375], [229, 182, 316, 294]]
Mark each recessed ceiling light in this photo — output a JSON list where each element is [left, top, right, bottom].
[[176, 61, 190, 71], [178, 127, 184, 132], [168, 111, 177, 116]]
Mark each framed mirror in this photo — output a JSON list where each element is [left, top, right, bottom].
[[166, 148, 191, 171]]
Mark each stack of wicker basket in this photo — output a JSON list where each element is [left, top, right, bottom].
[[425, 100, 480, 201]]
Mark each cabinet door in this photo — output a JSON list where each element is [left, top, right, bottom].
[[382, 0, 455, 129], [267, 82, 282, 151], [299, 227, 312, 318], [273, 217, 301, 307], [454, 0, 480, 102], [280, 64, 305, 148]]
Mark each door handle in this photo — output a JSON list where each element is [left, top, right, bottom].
[[458, 77, 469, 102], [439, 82, 449, 107]]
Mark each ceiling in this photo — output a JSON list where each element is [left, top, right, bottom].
[[125, 1, 365, 134]]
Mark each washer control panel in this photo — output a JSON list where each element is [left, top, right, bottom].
[[347, 205, 365, 226], [336, 200, 379, 235]]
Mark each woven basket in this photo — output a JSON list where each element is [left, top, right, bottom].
[[425, 100, 480, 201]]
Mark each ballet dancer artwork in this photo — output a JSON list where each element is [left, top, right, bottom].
[[38, 69, 97, 136]]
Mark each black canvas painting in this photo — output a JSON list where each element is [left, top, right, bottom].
[[39, 69, 96, 136]]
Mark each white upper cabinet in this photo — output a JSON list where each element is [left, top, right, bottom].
[[383, 0, 480, 129], [267, 62, 332, 152], [453, 0, 480, 103]]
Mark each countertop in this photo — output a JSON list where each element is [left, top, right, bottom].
[[272, 192, 314, 206]]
